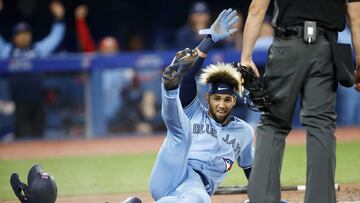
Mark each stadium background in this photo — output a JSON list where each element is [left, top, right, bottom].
[[0, 0, 359, 202]]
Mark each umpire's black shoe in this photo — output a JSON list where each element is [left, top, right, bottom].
[[163, 48, 198, 90], [121, 196, 142, 203]]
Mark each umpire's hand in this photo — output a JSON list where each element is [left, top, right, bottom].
[[355, 64, 360, 92]]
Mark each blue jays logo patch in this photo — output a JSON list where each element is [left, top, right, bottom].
[[223, 158, 234, 172]]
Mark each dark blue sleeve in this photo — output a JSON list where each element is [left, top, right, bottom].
[[180, 35, 215, 107], [179, 58, 204, 107]]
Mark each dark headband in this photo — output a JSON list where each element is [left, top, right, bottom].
[[208, 83, 236, 95]]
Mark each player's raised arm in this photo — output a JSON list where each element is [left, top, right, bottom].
[[179, 8, 240, 107], [34, 1, 65, 56], [0, 0, 12, 58]]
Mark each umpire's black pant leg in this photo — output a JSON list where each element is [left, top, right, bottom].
[[300, 37, 337, 203], [248, 37, 308, 203]]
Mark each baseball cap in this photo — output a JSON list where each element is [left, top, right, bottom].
[[12, 22, 32, 36], [190, 1, 210, 15]]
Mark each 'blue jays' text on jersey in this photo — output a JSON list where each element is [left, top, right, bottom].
[[184, 96, 254, 195]]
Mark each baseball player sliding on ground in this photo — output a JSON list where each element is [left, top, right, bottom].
[[124, 9, 254, 203], [151, 8, 254, 203]]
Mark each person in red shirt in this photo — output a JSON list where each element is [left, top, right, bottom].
[[75, 5, 119, 54]]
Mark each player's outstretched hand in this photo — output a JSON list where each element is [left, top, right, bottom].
[[355, 64, 360, 92], [199, 8, 239, 43], [50, 1, 65, 20]]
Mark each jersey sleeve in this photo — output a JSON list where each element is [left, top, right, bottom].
[[34, 21, 65, 56], [0, 34, 12, 58], [237, 125, 255, 169], [183, 96, 204, 119], [180, 57, 205, 107], [76, 18, 96, 52]]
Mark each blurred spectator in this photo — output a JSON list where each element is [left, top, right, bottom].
[[0, 1, 65, 139], [75, 4, 119, 54], [115, 70, 142, 132], [128, 34, 144, 51], [0, 99, 15, 141], [0, 2, 65, 58], [0, 100, 14, 117], [111, 69, 163, 133], [136, 90, 163, 133], [175, 1, 211, 49], [98, 37, 119, 53]]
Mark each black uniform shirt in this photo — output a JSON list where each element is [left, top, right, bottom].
[[272, 0, 360, 31]]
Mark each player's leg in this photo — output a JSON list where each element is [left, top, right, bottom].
[[247, 37, 308, 202], [155, 168, 211, 203], [149, 84, 193, 200], [300, 37, 336, 203]]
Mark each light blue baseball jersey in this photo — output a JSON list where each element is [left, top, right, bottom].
[[184, 96, 254, 195], [150, 85, 254, 203]]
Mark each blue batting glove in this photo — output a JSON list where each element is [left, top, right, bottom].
[[199, 8, 239, 43]]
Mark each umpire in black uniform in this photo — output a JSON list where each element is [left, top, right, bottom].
[[240, 0, 360, 202]]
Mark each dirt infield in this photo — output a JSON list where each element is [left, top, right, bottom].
[[1, 127, 360, 202], [56, 183, 360, 203], [2, 183, 360, 203], [1, 127, 359, 160]]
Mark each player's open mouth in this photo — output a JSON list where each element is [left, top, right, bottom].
[[217, 110, 227, 116]]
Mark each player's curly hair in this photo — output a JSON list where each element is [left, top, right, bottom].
[[199, 62, 243, 94]]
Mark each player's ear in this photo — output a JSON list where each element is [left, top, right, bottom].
[[206, 93, 210, 103], [232, 95, 237, 106]]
